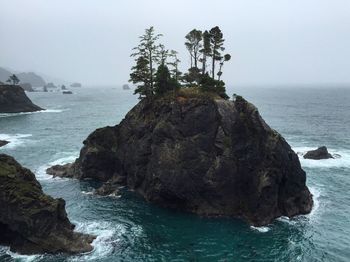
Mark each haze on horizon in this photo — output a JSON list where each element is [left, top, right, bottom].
[[1, 0, 349, 87]]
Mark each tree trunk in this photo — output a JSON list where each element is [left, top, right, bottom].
[[202, 54, 206, 75]]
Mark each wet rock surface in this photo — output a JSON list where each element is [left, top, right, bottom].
[[0, 154, 95, 254], [47, 96, 313, 226]]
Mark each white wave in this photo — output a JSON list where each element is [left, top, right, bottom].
[[293, 146, 350, 168], [305, 186, 321, 220], [250, 225, 270, 233], [276, 185, 322, 225], [0, 109, 65, 118], [81, 191, 94, 195], [0, 133, 33, 149], [5, 248, 42, 262], [69, 221, 123, 261], [35, 153, 78, 180]]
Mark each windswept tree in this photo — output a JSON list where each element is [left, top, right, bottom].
[[185, 29, 202, 69], [130, 26, 162, 98], [130, 56, 151, 98], [6, 74, 20, 85], [217, 54, 231, 80], [209, 26, 225, 79], [168, 50, 182, 82], [199, 30, 211, 75]]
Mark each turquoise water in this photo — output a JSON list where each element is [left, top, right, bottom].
[[0, 86, 349, 261]]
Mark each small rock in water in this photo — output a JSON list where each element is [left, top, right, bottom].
[[0, 140, 9, 147], [303, 146, 334, 160]]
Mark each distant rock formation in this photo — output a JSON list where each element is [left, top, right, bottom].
[[123, 84, 130, 90], [45, 82, 57, 88], [70, 82, 82, 87], [19, 83, 34, 92], [0, 154, 95, 254], [61, 85, 67, 90], [0, 84, 43, 113], [47, 95, 313, 226], [63, 90, 73, 94], [0, 140, 9, 147], [304, 146, 334, 160], [0, 67, 46, 87]]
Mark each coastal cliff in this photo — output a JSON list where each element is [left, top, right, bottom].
[[47, 95, 313, 226], [0, 85, 43, 113], [0, 154, 94, 254]]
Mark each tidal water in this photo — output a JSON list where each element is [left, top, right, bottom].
[[0, 86, 349, 261]]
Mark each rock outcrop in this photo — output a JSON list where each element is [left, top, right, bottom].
[[0, 85, 43, 113], [0, 154, 95, 254], [0, 140, 9, 147], [304, 146, 333, 160], [47, 95, 313, 226]]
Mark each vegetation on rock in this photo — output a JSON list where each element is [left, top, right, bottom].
[[130, 26, 231, 100]]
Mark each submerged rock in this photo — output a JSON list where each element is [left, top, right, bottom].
[[0, 140, 9, 147], [304, 146, 334, 160], [0, 85, 43, 113], [47, 95, 313, 226], [0, 154, 95, 254]]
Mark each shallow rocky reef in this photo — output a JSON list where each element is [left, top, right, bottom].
[[0, 154, 95, 254], [47, 95, 313, 226]]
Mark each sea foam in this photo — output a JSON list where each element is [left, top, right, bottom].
[[35, 152, 78, 180], [0, 109, 64, 118], [294, 146, 350, 168], [0, 133, 33, 149]]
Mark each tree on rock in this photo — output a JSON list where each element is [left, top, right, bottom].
[[6, 74, 20, 85], [130, 26, 162, 99], [217, 54, 231, 80], [209, 26, 225, 79], [185, 29, 202, 69], [200, 30, 211, 75]]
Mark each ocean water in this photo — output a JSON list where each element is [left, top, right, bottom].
[[0, 86, 349, 261]]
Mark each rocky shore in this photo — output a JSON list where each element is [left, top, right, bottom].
[[0, 140, 9, 148], [47, 95, 313, 226], [0, 85, 43, 113], [0, 154, 95, 254]]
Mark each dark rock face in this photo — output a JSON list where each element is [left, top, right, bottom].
[[0, 154, 95, 254], [0, 85, 43, 113], [304, 146, 333, 160], [0, 140, 9, 147], [48, 96, 313, 226]]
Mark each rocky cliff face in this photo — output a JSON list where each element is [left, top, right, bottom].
[[0, 154, 94, 254], [0, 85, 43, 113], [48, 96, 313, 226]]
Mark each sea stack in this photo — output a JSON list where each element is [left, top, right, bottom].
[[47, 95, 313, 226], [0, 154, 95, 254], [304, 146, 334, 160], [0, 84, 43, 113]]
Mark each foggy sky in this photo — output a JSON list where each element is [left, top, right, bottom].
[[1, 0, 350, 86]]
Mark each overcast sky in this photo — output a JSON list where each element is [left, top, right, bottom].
[[1, 0, 349, 86]]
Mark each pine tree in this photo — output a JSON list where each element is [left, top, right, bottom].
[[6, 74, 20, 85], [130, 26, 162, 98], [185, 29, 202, 69], [217, 54, 231, 80], [168, 50, 182, 82], [209, 26, 225, 79], [130, 56, 151, 98], [200, 30, 211, 75]]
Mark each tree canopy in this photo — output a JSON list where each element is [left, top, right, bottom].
[[129, 26, 231, 100]]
